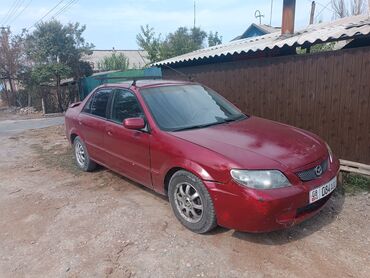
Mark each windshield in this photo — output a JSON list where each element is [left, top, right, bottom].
[[140, 84, 247, 131]]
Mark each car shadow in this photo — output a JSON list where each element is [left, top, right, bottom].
[[231, 184, 346, 245], [101, 168, 169, 202], [93, 165, 346, 243]]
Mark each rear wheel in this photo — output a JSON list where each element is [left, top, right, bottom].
[[73, 136, 96, 172], [168, 170, 217, 233]]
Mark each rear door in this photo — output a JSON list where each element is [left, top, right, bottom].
[[104, 89, 152, 187], [78, 88, 112, 164]]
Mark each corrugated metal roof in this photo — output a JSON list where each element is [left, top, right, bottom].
[[154, 15, 370, 66], [83, 50, 149, 70], [231, 23, 280, 41]]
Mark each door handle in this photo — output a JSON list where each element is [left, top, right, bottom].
[[107, 130, 113, 136], [78, 120, 83, 126]]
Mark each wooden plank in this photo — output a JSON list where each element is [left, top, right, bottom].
[[327, 51, 342, 161], [340, 159, 370, 170], [355, 48, 370, 164], [340, 165, 370, 176]]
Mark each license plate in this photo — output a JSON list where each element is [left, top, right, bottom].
[[309, 177, 337, 204]]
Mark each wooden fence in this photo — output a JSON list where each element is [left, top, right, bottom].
[[162, 46, 370, 165]]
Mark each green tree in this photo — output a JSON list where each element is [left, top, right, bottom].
[[137, 25, 221, 63], [97, 52, 130, 71], [26, 20, 93, 111], [0, 27, 26, 106], [136, 25, 161, 63], [161, 27, 207, 59], [208, 31, 222, 47]]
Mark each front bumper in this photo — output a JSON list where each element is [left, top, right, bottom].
[[205, 158, 340, 233]]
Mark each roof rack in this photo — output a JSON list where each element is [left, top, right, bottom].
[[93, 75, 162, 86]]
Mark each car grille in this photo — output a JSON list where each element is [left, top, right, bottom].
[[296, 158, 329, 182]]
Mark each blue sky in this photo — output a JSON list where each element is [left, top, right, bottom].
[[0, 0, 334, 49]]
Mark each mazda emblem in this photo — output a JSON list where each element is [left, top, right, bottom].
[[315, 165, 323, 176]]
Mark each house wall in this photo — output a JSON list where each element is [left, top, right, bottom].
[[162, 46, 370, 165]]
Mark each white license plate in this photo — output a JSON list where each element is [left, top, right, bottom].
[[309, 177, 337, 204]]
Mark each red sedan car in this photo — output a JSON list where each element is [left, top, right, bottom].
[[65, 80, 340, 233]]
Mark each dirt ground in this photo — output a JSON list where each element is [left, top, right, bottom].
[[0, 107, 44, 121], [0, 125, 369, 278]]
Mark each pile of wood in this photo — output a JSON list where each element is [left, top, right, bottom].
[[18, 106, 37, 115], [340, 160, 370, 176]]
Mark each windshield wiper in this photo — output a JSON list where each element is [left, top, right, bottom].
[[170, 121, 226, 132], [170, 115, 248, 132], [225, 114, 248, 122]]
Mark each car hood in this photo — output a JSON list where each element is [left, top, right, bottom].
[[170, 116, 327, 170]]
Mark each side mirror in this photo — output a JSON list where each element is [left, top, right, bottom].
[[123, 117, 145, 130]]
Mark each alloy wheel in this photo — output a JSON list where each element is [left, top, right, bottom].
[[75, 141, 86, 167], [174, 182, 203, 223]]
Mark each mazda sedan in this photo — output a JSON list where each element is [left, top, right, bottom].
[[65, 80, 340, 233]]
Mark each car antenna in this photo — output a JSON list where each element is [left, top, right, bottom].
[[162, 64, 195, 82], [131, 79, 137, 87]]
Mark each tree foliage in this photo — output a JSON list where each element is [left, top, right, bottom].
[[137, 25, 222, 63], [160, 27, 207, 59], [296, 42, 336, 54], [208, 31, 223, 47], [97, 52, 130, 71], [25, 20, 94, 111], [136, 25, 161, 64], [0, 27, 26, 105]]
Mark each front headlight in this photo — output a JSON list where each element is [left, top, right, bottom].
[[325, 142, 333, 163], [230, 169, 291, 189]]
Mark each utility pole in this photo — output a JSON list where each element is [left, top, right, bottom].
[[309, 1, 316, 24], [270, 0, 274, 26], [307, 1, 316, 53], [193, 0, 196, 28]]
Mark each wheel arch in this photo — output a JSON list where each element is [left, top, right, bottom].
[[68, 126, 84, 144], [162, 162, 215, 196], [70, 133, 78, 143], [164, 167, 184, 195]]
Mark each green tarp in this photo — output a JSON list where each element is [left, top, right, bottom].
[[79, 67, 161, 99]]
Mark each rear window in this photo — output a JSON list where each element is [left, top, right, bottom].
[[83, 89, 111, 118]]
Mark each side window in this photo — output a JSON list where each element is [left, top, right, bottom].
[[83, 89, 111, 118], [111, 89, 144, 123], [82, 95, 93, 114]]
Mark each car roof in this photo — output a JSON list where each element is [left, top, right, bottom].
[[102, 79, 195, 90]]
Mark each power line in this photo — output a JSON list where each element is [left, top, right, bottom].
[[26, 0, 79, 31], [315, 1, 333, 20], [8, 0, 33, 26], [316, 1, 335, 13], [0, 0, 19, 25], [306, 0, 335, 17], [52, 0, 78, 19], [1, 0, 23, 26], [6, 0, 26, 25], [27, 0, 65, 30]]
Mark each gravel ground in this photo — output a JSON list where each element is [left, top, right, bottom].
[[0, 107, 43, 121], [0, 125, 369, 278]]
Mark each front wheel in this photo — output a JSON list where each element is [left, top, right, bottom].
[[73, 136, 96, 172], [168, 170, 217, 233]]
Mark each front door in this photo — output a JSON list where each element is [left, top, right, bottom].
[[78, 88, 112, 164], [104, 89, 152, 187]]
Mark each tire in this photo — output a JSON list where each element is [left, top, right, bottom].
[[73, 136, 96, 172], [168, 170, 217, 233]]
